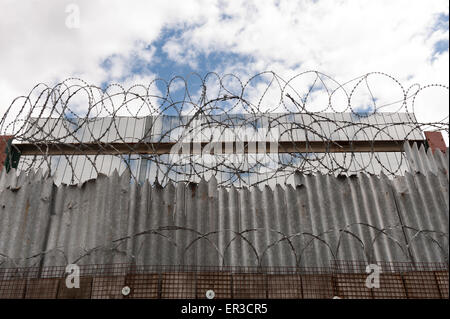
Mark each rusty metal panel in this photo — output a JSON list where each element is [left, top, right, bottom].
[[300, 274, 334, 299], [267, 274, 302, 299], [91, 276, 126, 299], [125, 274, 159, 299], [402, 272, 441, 299], [57, 277, 93, 299], [372, 274, 407, 299], [434, 271, 449, 299], [196, 272, 231, 299], [0, 263, 447, 299], [335, 273, 373, 299], [161, 272, 196, 299], [232, 273, 267, 299], [0, 279, 26, 298], [425, 131, 447, 154], [25, 278, 59, 299]]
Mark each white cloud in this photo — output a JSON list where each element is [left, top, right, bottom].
[[0, 0, 448, 138]]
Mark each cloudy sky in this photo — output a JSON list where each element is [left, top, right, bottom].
[[0, 0, 448, 126]]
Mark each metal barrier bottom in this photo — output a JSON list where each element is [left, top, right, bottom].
[[0, 261, 448, 299]]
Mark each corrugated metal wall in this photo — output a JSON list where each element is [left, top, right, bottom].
[[0, 143, 448, 268]]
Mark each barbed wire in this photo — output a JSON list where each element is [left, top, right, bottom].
[[1, 71, 448, 186], [0, 222, 447, 268]]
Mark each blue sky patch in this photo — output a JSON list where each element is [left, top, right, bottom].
[[107, 27, 256, 80], [433, 13, 449, 32], [433, 39, 449, 55], [99, 25, 258, 111], [430, 12, 449, 61]]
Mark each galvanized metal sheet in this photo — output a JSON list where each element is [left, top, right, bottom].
[[0, 143, 448, 268]]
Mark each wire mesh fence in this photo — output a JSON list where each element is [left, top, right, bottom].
[[0, 261, 447, 299]]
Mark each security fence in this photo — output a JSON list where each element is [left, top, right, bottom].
[[0, 261, 447, 299], [1, 71, 448, 186]]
